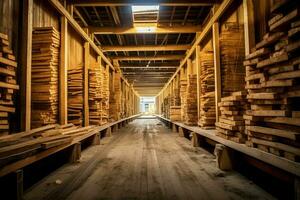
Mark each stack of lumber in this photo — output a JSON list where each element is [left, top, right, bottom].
[[162, 96, 170, 118], [180, 79, 187, 121], [110, 72, 121, 121], [0, 123, 98, 167], [185, 75, 198, 126], [215, 91, 248, 143], [244, 2, 300, 162], [220, 22, 245, 96], [31, 27, 59, 128], [89, 68, 102, 125], [0, 32, 19, 136], [170, 88, 180, 106], [170, 106, 181, 121], [101, 67, 109, 124], [198, 50, 216, 128], [68, 68, 83, 126]]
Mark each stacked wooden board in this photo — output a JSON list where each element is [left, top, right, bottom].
[[0, 123, 98, 167], [220, 23, 245, 96], [110, 72, 121, 121], [68, 68, 83, 126], [89, 68, 102, 125], [162, 95, 170, 119], [180, 79, 187, 121], [31, 27, 59, 128], [170, 106, 181, 121], [244, 2, 300, 162], [101, 67, 109, 124], [0, 32, 19, 136], [216, 91, 248, 143], [185, 75, 198, 126], [198, 50, 216, 128]]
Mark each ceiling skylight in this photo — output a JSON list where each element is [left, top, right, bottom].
[[132, 5, 159, 13]]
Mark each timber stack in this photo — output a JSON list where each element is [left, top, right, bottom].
[[244, 2, 300, 162], [185, 74, 198, 125], [31, 27, 59, 128], [101, 67, 109, 124], [0, 123, 98, 168], [216, 91, 248, 143], [68, 67, 83, 126], [220, 22, 245, 96], [89, 68, 102, 125], [180, 79, 187, 121], [198, 50, 216, 128], [0, 32, 19, 136]]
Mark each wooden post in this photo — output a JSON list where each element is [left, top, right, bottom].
[[178, 127, 184, 137], [196, 45, 201, 123], [172, 123, 177, 132], [243, 0, 255, 56], [106, 126, 112, 137], [20, 0, 33, 131], [59, 16, 68, 125], [92, 132, 100, 145], [83, 42, 89, 126], [214, 144, 233, 171], [15, 170, 23, 200], [191, 132, 199, 147], [212, 15, 221, 122], [295, 177, 300, 200], [69, 142, 81, 163]]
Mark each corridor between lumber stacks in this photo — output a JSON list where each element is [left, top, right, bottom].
[[25, 117, 272, 200]]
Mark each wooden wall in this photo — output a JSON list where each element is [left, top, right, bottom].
[[33, 0, 59, 30], [68, 25, 84, 69]]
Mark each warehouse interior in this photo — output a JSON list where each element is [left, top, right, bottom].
[[0, 0, 300, 199]]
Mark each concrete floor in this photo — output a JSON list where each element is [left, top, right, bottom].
[[25, 117, 274, 200]]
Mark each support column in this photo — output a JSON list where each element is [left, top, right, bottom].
[[196, 45, 201, 122], [212, 19, 221, 122], [83, 42, 90, 126], [243, 0, 255, 56], [59, 16, 68, 125], [20, 0, 33, 131]]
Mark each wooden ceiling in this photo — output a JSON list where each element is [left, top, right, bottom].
[[71, 0, 217, 96]]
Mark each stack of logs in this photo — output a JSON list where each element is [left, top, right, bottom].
[[185, 74, 198, 125], [198, 50, 216, 128], [220, 22, 245, 96], [244, 2, 300, 162], [68, 67, 83, 126], [216, 91, 248, 143], [89, 68, 102, 125], [0, 32, 19, 136], [31, 27, 59, 128], [180, 79, 187, 121]]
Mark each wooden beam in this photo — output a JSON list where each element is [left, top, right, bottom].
[[84, 42, 90, 126], [48, 0, 114, 71], [72, 0, 218, 6], [59, 16, 68, 125], [90, 26, 201, 34], [74, 7, 88, 27], [101, 44, 190, 52], [120, 66, 177, 69], [111, 55, 184, 61], [212, 6, 221, 122], [157, 0, 233, 97], [20, 0, 33, 131], [196, 45, 201, 122], [243, 0, 255, 55]]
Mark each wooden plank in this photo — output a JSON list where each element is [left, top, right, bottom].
[[101, 44, 191, 51], [246, 126, 300, 141], [0, 57, 17, 67], [84, 42, 90, 127]]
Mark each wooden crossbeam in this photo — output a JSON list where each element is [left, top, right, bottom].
[[111, 55, 184, 61], [72, 0, 217, 6], [120, 66, 177, 69], [90, 26, 201, 34], [101, 44, 190, 52]]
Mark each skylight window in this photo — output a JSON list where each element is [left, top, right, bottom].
[[132, 5, 159, 13], [132, 5, 159, 29]]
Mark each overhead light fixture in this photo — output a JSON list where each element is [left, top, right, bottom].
[[136, 27, 156, 33]]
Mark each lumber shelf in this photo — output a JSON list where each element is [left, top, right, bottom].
[[0, 114, 141, 177], [155, 115, 300, 177]]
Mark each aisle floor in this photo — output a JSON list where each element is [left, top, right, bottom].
[[25, 117, 274, 200]]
